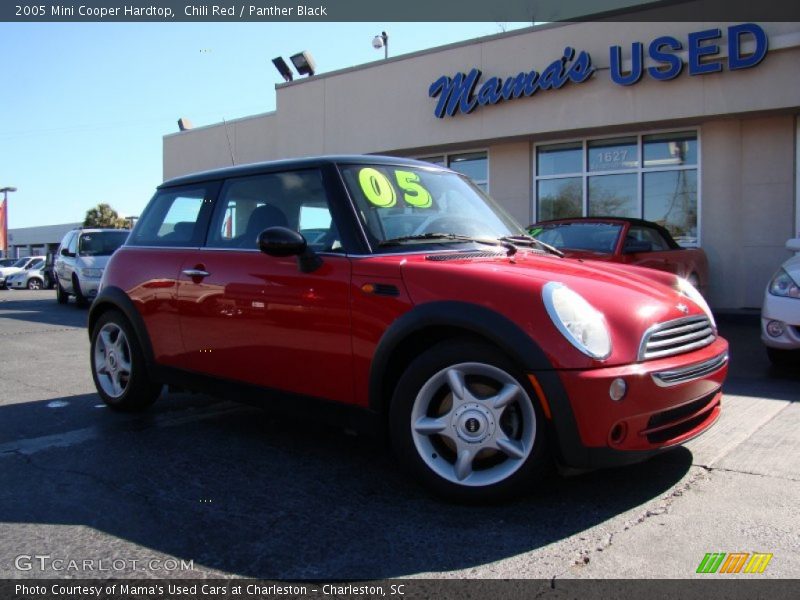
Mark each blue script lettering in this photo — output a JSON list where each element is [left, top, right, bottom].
[[429, 47, 594, 118]]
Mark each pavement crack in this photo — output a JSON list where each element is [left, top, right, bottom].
[[703, 464, 800, 482], [563, 467, 711, 572]]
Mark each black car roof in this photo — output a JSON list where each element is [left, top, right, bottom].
[[159, 155, 445, 189]]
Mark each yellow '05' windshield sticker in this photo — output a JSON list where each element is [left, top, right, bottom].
[[359, 168, 433, 209]]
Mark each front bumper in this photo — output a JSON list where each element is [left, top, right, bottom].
[[761, 294, 800, 350], [79, 277, 102, 297], [532, 336, 728, 469]]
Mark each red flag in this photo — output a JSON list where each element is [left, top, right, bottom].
[[0, 199, 7, 254]]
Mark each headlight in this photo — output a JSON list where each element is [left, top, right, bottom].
[[677, 277, 716, 329], [543, 282, 612, 360], [80, 268, 103, 279], [768, 269, 800, 299]]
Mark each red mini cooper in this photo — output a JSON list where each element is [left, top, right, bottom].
[[89, 156, 727, 501]]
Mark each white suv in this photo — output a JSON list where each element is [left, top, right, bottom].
[[55, 228, 130, 306]]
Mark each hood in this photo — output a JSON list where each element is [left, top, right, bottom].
[[0, 267, 23, 277], [397, 249, 709, 369], [76, 255, 110, 269], [781, 253, 800, 279]]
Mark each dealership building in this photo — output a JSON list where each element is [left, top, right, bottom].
[[163, 18, 800, 311]]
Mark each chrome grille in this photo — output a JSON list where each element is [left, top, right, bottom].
[[638, 316, 716, 361]]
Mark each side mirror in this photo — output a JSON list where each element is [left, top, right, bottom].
[[60, 248, 74, 257], [258, 226, 307, 257], [786, 238, 800, 252], [623, 239, 653, 254], [258, 226, 322, 273]]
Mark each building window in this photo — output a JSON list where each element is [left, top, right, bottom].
[[418, 151, 488, 193], [535, 131, 699, 246]]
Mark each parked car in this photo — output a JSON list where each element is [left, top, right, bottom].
[[0, 256, 46, 289], [761, 238, 800, 366], [5, 258, 46, 290], [88, 156, 727, 501], [55, 228, 130, 306], [528, 217, 710, 292]]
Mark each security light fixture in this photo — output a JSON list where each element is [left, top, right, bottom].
[[177, 118, 193, 132], [0, 187, 17, 195], [372, 31, 389, 59], [290, 51, 316, 77], [272, 56, 294, 82]]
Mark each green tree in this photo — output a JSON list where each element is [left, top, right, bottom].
[[83, 203, 128, 228]]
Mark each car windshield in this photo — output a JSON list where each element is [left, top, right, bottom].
[[78, 231, 130, 256], [12, 258, 30, 268], [340, 163, 527, 250], [531, 222, 623, 253]]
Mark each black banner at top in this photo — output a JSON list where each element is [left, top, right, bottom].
[[2, 0, 800, 22]]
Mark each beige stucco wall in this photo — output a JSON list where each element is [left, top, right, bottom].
[[163, 20, 800, 310], [702, 115, 796, 309]]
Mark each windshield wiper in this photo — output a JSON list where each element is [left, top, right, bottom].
[[498, 234, 564, 258], [379, 232, 517, 256]]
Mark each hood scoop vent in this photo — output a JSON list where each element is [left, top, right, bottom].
[[426, 251, 506, 261]]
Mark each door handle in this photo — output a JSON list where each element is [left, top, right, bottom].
[[182, 269, 210, 278]]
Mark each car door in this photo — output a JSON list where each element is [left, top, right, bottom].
[[176, 168, 354, 405], [120, 182, 218, 368], [55, 231, 77, 291]]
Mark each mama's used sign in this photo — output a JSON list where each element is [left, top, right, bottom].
[[429, 23, 767, 118]]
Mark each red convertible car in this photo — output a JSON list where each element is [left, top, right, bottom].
[[529, 217, 709, 293]]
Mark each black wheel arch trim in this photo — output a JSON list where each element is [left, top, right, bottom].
[[88, 286, 155, 368], [367, 300, 593, 465]]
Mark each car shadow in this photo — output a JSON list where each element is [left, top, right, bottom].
[[0, 392, 692, 579], [716, 313, 800, 402], [0, 293, 89, 329]]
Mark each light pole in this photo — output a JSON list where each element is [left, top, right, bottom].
[[372, 31, 389, 60], [0, 186, 16, 258]]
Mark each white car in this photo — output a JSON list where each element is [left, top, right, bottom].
[[55, 228, 130, 306], [5, 259, 46, 290], [762, 238, 800, 366], [0, 256, 45, 289]]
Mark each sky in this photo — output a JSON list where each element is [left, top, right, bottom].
[[0, 21, 529, 229]]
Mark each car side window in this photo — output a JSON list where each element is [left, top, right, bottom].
[[206, 169, 342, 252], [629, 226, 669, 251], [67, 232, 78, 255], [128, 185, 216, 247]]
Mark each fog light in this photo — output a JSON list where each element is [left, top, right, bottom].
[[610, 422, 628, 444], [609, 378, 627, 401], [766, 320, 786, 337]]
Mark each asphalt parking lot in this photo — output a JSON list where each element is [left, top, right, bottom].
[[0, 288, 798, 580]]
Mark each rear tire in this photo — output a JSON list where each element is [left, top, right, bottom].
[[56, 281, 69, 304], [90, 310, 161, 412], [389, 339, 551, 502]]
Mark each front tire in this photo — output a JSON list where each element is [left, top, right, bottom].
[[73, 275, 89, 307], [390, 339, 551, 502], [767, 347, 800, 368], [91, 310, 161, 411], [27, 278, 43, 290], [56, 280, 69, 304]]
